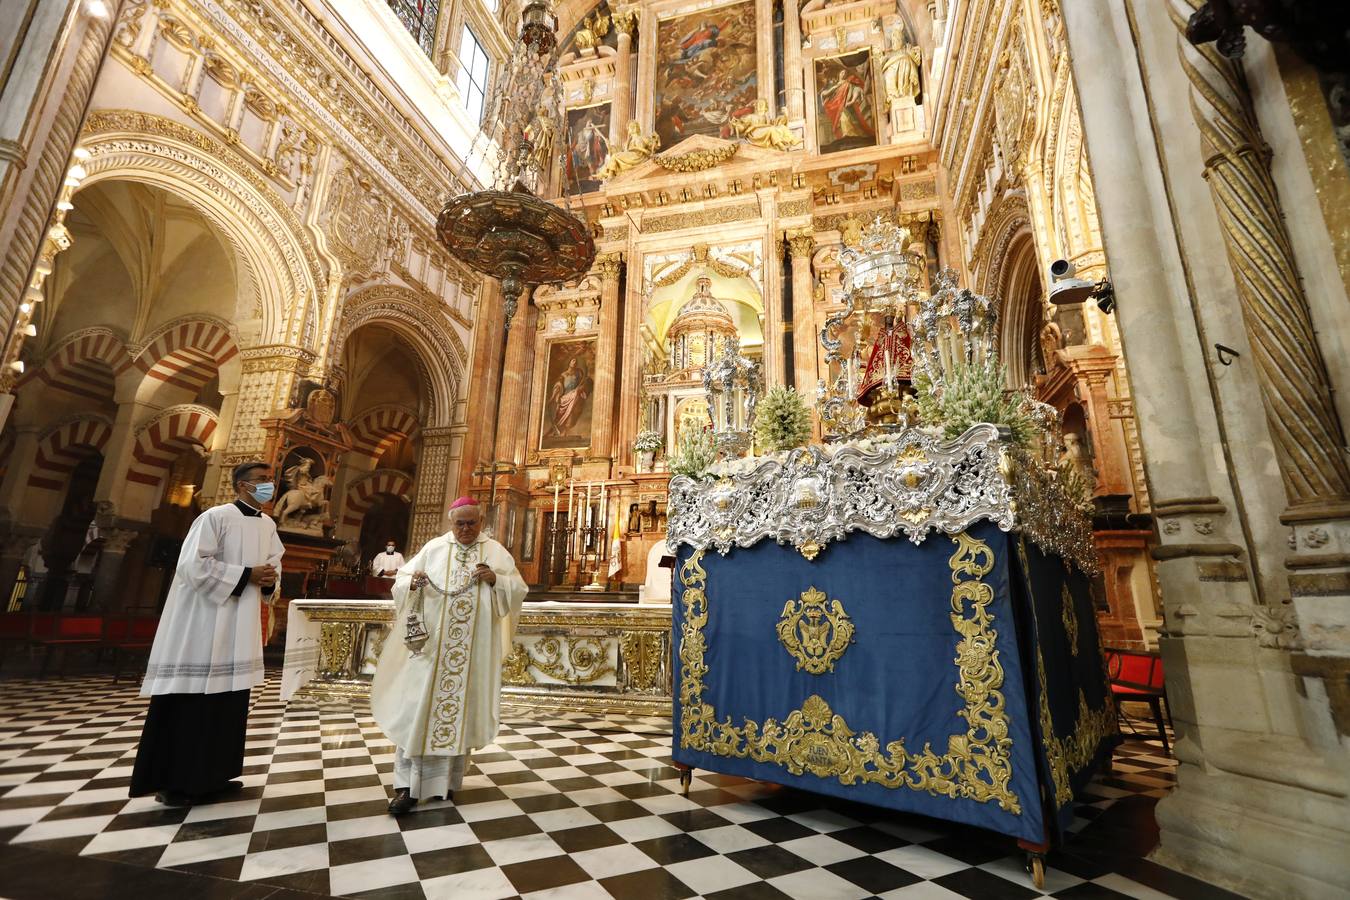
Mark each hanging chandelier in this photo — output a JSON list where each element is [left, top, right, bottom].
[[435, 0, 596, 329]]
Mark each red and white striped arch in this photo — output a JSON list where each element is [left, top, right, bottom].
[[342, 469, 414, 527], [125, 406, 218, 487], [21, 328, 125, 404], [129, 318, 238, 399], [349, 406, 420, 462], [28, 417, 113, 491]]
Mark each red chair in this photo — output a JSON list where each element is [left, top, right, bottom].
[[1105, 647, 1171, 753], [33, 614, 105, 678], [110, 615, 158, 683]]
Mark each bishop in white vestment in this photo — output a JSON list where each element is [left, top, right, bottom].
[[371, 498, 528, 814], [130, 462, 285, 805]]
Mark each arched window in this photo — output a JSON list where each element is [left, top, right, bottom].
[[387, 0, 440, 56]]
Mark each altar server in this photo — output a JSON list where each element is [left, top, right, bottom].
[[372, 497, 528, 815], [130, 461, 285, 806], [371, 539, 406, 577]]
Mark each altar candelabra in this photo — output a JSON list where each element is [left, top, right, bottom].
[[547, 479, 619, 591]]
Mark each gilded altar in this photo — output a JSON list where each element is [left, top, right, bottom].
[[281, 597, 672, 717]]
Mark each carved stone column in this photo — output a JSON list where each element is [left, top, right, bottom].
[[786, 229, 817, 394], [0, 428, 40, 521], [410, 426, 459, 551], [94, 400, 157, 516], [591, 253, 624, 462], [1170, 0, 1350, 522], [91, 527, 141, 613], [782, 0, 805, 119], [611, 9, 638, 140], [0, 0, 122, 414]]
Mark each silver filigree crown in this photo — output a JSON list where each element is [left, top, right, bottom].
[[911, 268, 1001, 384]]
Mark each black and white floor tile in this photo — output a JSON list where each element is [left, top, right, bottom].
[[0, 672, 1244, 900]]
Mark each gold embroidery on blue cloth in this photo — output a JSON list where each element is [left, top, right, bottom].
[[678, 533, 1021, 813], [1035, 651, 1117, 806], [1061, 583, 1079, 656], [777, 587, 854, 674], [1017, 538, 1116, 807]]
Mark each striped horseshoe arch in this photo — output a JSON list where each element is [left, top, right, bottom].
[[348, 406, 420, 462], [342, 469, 414, 528], [125, 406, 218, 487], [21, 328, 125, 404], [128, 318, 238, 399], [28, 418, 114, 491]]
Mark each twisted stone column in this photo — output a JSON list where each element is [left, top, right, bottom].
[[1171, 0, 1350, 520]]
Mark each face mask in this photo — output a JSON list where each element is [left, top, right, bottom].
[[251, 482, 276, 503], [386, 545, 395, 553]]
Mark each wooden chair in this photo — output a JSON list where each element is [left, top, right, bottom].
[[1105, 647, 1171, 753], [108, 615, 158, 683], [33, 614, 105, 678]]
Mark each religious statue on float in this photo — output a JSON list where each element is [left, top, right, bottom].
[[854, 310, 915, 425]]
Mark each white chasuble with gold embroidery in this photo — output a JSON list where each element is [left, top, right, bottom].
[[371, 533, 528, 757]]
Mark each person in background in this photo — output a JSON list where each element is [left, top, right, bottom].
[[371, 539, 406, 578], [129, 461, 284, 807]]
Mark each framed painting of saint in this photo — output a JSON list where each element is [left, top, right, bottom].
[[814, 49, 879, 154], [653, 1, 758, 150], [539, 338, 597, 451], [566, 103, 611, 193]]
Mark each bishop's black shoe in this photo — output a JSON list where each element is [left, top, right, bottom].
[[388, 788, 417, 816]]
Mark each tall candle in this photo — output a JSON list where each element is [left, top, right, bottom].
[[600, 483, 607, 536], [553, 480, 560, 518]]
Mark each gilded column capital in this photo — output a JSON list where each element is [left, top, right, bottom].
[[613, 8, 640, 36], [594, 251, 624, 281], [785, 227, 815, 260]]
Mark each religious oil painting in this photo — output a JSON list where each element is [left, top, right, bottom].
[[814, 49, 878, 154], [566, 103, 611, 193], [653, 1, 759, 150], [540, 339, 597, 451]]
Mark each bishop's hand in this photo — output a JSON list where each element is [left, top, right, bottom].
[[471, 563, 496, 586], [410, 571, 429, 590]]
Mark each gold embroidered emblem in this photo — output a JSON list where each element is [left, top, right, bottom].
[[777, 587, 854, 674]]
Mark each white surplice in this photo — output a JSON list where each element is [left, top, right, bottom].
[[371, 532, 528, 782], [141, 502, 285, 696], [370, 550, 406, 576]]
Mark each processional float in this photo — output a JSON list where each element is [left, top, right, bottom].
[[666, 217, 1115, 889]]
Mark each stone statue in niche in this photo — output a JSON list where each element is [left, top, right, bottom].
[[1059, 431, 1095, 484], [882, 34, 923, 103]]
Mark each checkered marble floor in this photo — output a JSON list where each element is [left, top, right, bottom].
[[0, 672, 1244, 900]]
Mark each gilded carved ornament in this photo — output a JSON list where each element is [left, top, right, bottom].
[[654, 142, 739, 173]]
